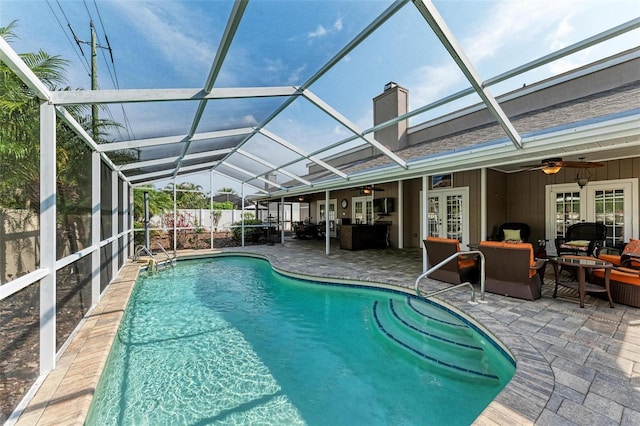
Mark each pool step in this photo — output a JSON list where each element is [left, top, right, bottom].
[[372, 299, 500, 382], [397, 297, 475, 338]]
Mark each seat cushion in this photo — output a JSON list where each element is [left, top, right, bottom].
[[598, 239, 640, 267], [426, 236, 461, 251], [592, 267, 640, 286], [598, 253, 622, 266], [480, 241, 536, 278], [458, 257, 477, 270], [560, 240, 590, 252]]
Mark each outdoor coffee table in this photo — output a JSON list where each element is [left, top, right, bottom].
[[550, 256, 614, 308]]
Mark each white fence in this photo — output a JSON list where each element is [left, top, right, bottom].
[[150, 207, 303, 232]]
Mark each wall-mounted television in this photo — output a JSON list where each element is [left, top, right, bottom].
[[373, 197, 394, 215]]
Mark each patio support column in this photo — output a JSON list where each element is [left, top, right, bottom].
[[128, 184, 134, 257], [122, 180, 129, 258], [481, 168, 487, 241], [422, 175, 428, 272], [325, 190, 330, 255], [91, 151, 101, 305], [398, 180, 404, 248], [241, 184, 245, 247], [173, 179, 177, 254], [40, 100, 56, 374], [111, 170, 118, 279], [210, 171, 214, 249], [281, 196, 285, 243]]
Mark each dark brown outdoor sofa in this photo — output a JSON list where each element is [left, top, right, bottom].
[[479, 241, 546, 301], [424, 237, 479, 285]]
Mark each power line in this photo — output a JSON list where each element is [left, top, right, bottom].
[[47, 0, 136, 141], [46, 0, 91, 77], [89, 0, 135, 140]]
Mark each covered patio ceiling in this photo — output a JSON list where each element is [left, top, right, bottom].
[[2, 0, 639, 200]]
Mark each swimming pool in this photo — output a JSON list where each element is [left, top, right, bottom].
[[86, 256, 514, 425]]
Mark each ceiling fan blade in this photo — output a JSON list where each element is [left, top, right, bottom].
[[558, 161, 604, 168], [361, 185, 385, 191]]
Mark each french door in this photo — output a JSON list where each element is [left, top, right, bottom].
[[546, 178, 638, 253], [317, 200, 337, 238], [421, 188, 470, 246], [352, 196, 373, 224]]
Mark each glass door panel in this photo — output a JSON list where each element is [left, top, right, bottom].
[[352, 197, 372, 224], [424, 188, 469, 245]]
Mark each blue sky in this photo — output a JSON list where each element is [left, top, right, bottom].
[[2, 0, 639, 194]]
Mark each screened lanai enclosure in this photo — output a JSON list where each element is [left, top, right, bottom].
[[1, 0, 640, 422]]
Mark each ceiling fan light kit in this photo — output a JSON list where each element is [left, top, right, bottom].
[[542, 165, 562, 175], [575, 158, 593, 188], [525, 157, 603, 182], [360, 185, 384, 195]]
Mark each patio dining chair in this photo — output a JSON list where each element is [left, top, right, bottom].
[[555, 222, 607, 257]]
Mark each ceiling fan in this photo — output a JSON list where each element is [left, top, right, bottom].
[[360, 185, 385, 195], [522, 157, 604, 175]]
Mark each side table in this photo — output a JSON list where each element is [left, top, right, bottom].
[[549, 256, 614, 308]]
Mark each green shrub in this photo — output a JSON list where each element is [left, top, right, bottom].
[[231, 219, 263, 242]]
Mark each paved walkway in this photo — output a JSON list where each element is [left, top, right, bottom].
[[13, 239, 640, 425]]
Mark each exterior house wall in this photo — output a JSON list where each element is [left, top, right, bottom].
[[499, 157, 640, 244], [299, 55, 639, 251], [402, 178, 423, 248], [301, 155, 639, 250], [486, 169, 507, 242]]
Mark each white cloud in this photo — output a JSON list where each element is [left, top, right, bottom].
[[110, 2, 215, 77], [288, 65, 307, 85], [334, 17, 343, 32], [333, 125, 348, 136], [548, 18, 575, 51], [308, 25, 328, 38], [406, 0, 580, 108], [242, 115, 258, 126], [409, 62, 462, 110], [307, 15, 344, 40]]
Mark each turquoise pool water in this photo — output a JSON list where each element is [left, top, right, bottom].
[[86, 256, 514, 425]]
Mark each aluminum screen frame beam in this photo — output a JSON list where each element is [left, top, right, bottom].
[[259, 129, 348, 179], [411, 0, 523, 149], [173, 1, 249, 177], [50, 86, 298, 105], [117, 149, 232, 171], [208, 0, 409, 187], [221, 161, 287, 191], [0, 36, 51, 101], [236, 149, 312, 186], [302, 90, 408, 169], [97, 128, 254, 152]]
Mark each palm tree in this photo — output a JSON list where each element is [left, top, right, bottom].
[[1, 22, 127, 273]]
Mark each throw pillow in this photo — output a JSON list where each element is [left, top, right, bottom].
[[622, 238, 640, 255], [503, 229, 521, 242]]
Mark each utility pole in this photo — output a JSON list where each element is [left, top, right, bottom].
[[70, 20, 112, 141], [91, 20, 98, 141]]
